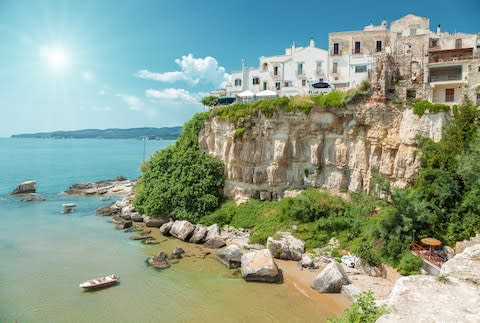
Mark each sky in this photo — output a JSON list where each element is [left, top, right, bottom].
[[0, 0, 478, 137]]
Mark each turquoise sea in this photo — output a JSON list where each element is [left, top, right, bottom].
[[0, 138, 346, 323]]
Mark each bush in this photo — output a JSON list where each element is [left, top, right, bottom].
[[398, 252, 422, 275], [413, 100, 449, 117], [329, 291, 386, 323], [233, 127, 246, 141]]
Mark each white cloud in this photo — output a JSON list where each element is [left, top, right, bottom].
[[146, 88, 200, 104], [136, 54, 230, 88], [116, 94, 144, 111]]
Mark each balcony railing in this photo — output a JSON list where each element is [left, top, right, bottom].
[[330, 50, 342, 56], [429, 55, 473, 64], [429, 74, 462, 82]]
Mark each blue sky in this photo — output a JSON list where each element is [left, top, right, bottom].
[[0, 0, 478, 136]]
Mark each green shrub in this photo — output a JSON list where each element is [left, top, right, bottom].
[[413, 100, 449, 117], [329, 291, 387, 323], [233, 127, 246, 141], [398, 252, 422, 275], [354, 239, 382, 267]]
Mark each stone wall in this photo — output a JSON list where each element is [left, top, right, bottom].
[[199, 103, 448, 201]]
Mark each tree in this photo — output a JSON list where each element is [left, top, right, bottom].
[[201, 96, 218, 108]]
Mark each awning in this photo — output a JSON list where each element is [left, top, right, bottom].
[[217, 96, 236, 105], [236, 90, 255, 98], [420, 237, 442, 248], [312, 82, 331, 89], [256, 90, 278, 97]]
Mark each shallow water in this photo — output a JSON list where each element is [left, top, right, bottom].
[[0, 138, 346, 322]]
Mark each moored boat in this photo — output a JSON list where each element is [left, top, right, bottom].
[[79, 274, 119, 289]]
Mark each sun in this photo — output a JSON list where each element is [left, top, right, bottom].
[[41, 47, 70, 70]]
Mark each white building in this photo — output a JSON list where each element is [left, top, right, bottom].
[[226, 38, 329, 97]]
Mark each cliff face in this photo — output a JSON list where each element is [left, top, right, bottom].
[[199, 103, 447, 201]]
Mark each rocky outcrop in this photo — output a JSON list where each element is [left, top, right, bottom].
[[65, 178, 135, 196], [267, 232, 304, 261], [311, 261, 351, 293], [378, 243, 480, 322], [170, 247, 185, 259], [199, 104, 448, 200], [203, 237, 226, 249], [205, 224, 220, 241], [241, 249, 282, 283], [217, 245, 243, 269], [10, 180, 36, 194], [159, 221, 174, 235], [189, 225, 208, 243], [19, 193, 45, 202], [144, 216, 168, 228], [441, 244, 480, 284], [169, 220, 196, 241]]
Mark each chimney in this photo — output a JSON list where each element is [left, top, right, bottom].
[[291, 41, 296, 54], [309, 37, 315, 48], [437, 24, 441, 35]]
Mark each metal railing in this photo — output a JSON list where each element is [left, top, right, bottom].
[[410, 241, 446, 269], [429, 74, 462, 82]]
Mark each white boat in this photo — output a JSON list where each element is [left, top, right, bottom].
[[341, 255, 358, 268], [79, 274, 119, 289], [62, 203, 77, 213]]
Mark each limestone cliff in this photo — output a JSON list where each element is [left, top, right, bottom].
[[199, 103, 447, 201]]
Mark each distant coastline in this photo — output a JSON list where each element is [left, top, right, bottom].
[[10, 126, 182, 140]]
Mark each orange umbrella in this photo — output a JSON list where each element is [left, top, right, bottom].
[[420, 237, 442, 248]]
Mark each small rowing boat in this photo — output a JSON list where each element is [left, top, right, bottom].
[[79, 274, 119, 289]]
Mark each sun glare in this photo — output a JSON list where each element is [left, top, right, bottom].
[[41, 47, 69, 70]]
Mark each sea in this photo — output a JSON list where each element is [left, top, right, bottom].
[[0, 138, 346, 323]]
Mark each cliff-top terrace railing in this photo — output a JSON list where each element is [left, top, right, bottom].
[[410, 241, 447, 269]]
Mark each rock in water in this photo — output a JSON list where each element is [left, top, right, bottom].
[[267, 232, 305, 261], [10, 180, 36, 195], [115, 220, 132, 230], [159, 221, 174, 236], [19, 193, 45, 202], [171, 247, 185, 259], [217, 245, 243, 269], [96, 204, 118, 216], [189, 225, 208, 243], [311, 261, 351, 293], [147, 252, 171, 270], [169, 220, 196, 241], [240, 249, 282, 283], [203, 237, 226, 249]]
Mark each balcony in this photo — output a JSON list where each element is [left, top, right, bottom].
[[429, 74, 462, 82], [429, 66, 463, 83], [428, 47, 474, 64], [330, 49, 343, 56]]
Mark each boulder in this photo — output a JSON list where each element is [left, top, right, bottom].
[[159, 221, 174, 236], [10, 180, 36, 195], [300, 253, 317, 269], [441, 244, 480, 284], [130, 213, 144, 222], [189, 224, 208, 243], [146, 252, 171, 270], [145, 217, 169, 228], [221, 226, 250, 248], [170, 220, 196, 241], [216, 245, 243, 269], [360, 262, 386, 278], [205, 224, 220, 241], [267, 232, 305, 261], [121, 205, 134, 217], [341, 284, 363, 302], [171, 247, 185, 259], [311, 261, 351, 293], [96, 204, 118, 216], [203, 237, 226, 249], [240, 249, 282, 283], [115, 221, 132, 230]]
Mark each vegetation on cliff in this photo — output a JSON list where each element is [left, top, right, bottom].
[[133, 113, 224, 222]]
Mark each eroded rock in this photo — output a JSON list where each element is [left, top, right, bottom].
[[311, 261, 351, 293], [170, 220, 196, 241], [217, 245, 243, 269], [267, 232, 304, 261], [240, 249, 282, 283]]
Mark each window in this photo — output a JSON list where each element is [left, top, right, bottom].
[[275, 82, 281, 90], [262, 63, 268, 71], [297, 63, 303, 75], [252, 77, 260, 85], [263, 82, 267, 90], [406, 89, 416, 99], [316, 61, 323, 73], [355, 65, 367, 73], [354, 41, 361, 54], [301, 79, 306, 87], [234, 79, 242, 87], [333, 43, 339, 55], [273, 66, 279, 76], [284, 81, 289, 87], [332, 62, 338, 73], [430, 39, 439, 48], [445, 88, 454, 102], [376, 40, 382, 52], [455, 39, 462, 49], [410, 28, 417, 36]]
